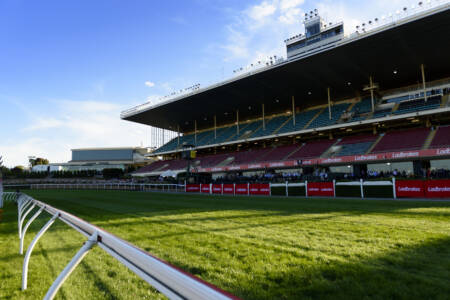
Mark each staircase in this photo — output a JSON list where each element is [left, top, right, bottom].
[[422, 127, 438, 149], [272, 116, 292, 135], [391, 102, 400, 113], [304, 108, 325, 129], [320, 140, 341, 158], [366, 134, 383, 154]]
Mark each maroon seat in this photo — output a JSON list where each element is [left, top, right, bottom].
[[430, 126, 450, 148], [371, 128, 430, 153], [288, 140, 336, 160]]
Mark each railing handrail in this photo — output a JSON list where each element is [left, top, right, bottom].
[[15, 193, 237, 299]]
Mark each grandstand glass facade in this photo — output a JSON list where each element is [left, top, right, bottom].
[[72, 149, 134, 162]]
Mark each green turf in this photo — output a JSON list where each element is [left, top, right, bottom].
[[1, 190, 449, 299]]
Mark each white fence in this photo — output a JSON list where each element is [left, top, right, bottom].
[[11, 193, 236, 300]]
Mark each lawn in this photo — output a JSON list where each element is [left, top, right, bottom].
[[1, 190, 449, 299]]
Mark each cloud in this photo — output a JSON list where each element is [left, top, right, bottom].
[[145, 81, 155, 87], [220, 0, 305, 63], [247, 1, 277, 21], [0, 99, 149, 167]]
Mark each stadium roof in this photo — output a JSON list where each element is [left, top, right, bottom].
[[122, 4, 450, 132]]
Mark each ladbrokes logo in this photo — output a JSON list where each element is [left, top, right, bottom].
[[398, 187, 421, 192], [392, 151, 419, 158], [428, 187, 450, 192], [436, 148, 450, 155]]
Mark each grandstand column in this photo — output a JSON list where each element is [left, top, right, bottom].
[[421, 64, 427, 102], [177, 125, 180, 146], [214, 115, 217, 139], [262, 104, 265, 130], [236, 110, 239, 135], [292, 96, 296, 125], [194, 120, 197, 145], [370, 76, 375, 112], [327, 88, 332, 120]]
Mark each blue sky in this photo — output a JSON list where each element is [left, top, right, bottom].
[[0, 0, 416, 167]]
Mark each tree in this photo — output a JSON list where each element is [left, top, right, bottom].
[[29, 157, 49, 167], [11, 166, 25, 175]]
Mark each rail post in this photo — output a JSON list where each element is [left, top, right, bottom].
[[43, 232, 98, 300], [305, 181, 308, 197], [360, 178, 364, 198], [392, 177, 397, 199], [20, 207, 44, 254], [22, 213, 59, 290]]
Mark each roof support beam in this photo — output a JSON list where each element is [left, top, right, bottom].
[[421, 64, 427, 102], [262, 104, 265, 130], [292, 96, 296, 125], [194, 120, 197, 145], [369, 76, 375, 112], [236, 110, 239, 135], [327, 87, 332, 120], [214, 115, 217, 139]]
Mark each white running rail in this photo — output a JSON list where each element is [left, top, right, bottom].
[[14, 193, 238, 300]]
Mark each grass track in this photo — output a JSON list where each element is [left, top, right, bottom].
[[1, 190, 449, 299]]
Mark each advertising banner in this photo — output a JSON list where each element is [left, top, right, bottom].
[[200, 184, 211, 194], [249, 183, 271, 195], [222, 184, 235, 195], [235, 184, 249, 195], [396, 180, 425, 198], [425, 180, 450, 198], [307, 182, 334, 197], [212, 184, 223, 194], [186, 184, 200, 193]]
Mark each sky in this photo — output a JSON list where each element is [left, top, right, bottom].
[[0, 0, 419, 167]]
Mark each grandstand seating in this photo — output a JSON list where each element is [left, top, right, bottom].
[[349, 98, 372, 121], [251, 115, 290, 138], [194, 153, 232, 167], [393, 96, 441, 115], [372, 107, 392, 119], [230, 148, 273, 165], [430, 126, 450, 148], [307, 103, 349, 128], [278, 109, 321, 134], [232, 120, 262, 141], [334, 134, 378, 156], [370, 128, 430, 153], [254, 144, 299, 162], [151, 93, 444, 155], [288, 139, 336, 160]]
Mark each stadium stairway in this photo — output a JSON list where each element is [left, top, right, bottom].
[[429, 125, 450, 148], [422, 128, 437, 149], [320, 140, 340, 158], [272, 115, 293, 135], [365, 134, 383, 154], [304, 108, 324, 128]]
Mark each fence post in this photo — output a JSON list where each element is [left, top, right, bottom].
[[360, 178, 364, 198], [269, 182, 272, 196], [333, 179, 336, 197], [392, 177, 397, 199], [247, 183, 250, 196], [305, 181, 308, 197], [20, 207, 44, 255], [221, 183, 223, 195], [285, 181, 288, 197], [233, 183, 235, 195], [43, 232, 98, 300], [22, 213, 59, 290]]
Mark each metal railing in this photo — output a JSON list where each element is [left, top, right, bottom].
[[1, 191, 18, 208], [13, 193, 237, 300], [3, 183, 186, 192]]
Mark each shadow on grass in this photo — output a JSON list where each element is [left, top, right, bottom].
[[227, 237, 450, 300]]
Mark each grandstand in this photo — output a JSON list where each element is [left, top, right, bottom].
[[122, 2, 450, 180]]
